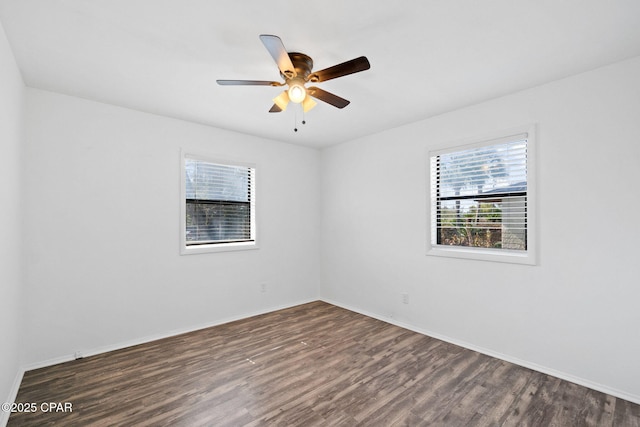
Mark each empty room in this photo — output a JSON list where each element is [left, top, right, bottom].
[[1, 1, 639, 426]]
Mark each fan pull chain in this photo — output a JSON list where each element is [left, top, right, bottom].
[[293, 104, 308, 133]]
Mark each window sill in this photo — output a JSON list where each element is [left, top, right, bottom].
[[427, 245, 535, 265], [181, 241, 259, 255]]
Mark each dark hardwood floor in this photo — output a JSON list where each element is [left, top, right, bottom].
[[8, 301, 640, 426]]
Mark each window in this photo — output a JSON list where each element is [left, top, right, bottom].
[[428, 126, 536, 264], [181, 154, 256, 254]]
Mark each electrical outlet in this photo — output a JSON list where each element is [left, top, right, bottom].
[[402, 293, 409, 304], [74, 351, 83, 360], [260, 283, 267, 293]]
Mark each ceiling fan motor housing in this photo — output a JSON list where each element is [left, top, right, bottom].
[[282, 52, 314, 81]]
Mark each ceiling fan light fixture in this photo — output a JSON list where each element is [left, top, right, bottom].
[[287, 82, 306, 103], [273, 91, 290, 111], [302, 96, 317, 113]]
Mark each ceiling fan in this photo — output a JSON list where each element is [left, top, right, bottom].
[[217, 35, 370, 114]]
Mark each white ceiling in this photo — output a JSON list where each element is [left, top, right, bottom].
[[1, 1, 640, 148]]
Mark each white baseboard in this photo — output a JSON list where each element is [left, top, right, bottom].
[[22, 298, 317, 372], [0, 368, 25, 427], [321, 297, 640, 405]]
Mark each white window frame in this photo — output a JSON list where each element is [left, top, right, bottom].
[[427, 124, 537, 265], [180, 151, 258, 255]]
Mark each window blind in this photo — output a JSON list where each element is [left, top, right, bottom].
[[430, 135, 528, 251], [185, 159, 255, 245]]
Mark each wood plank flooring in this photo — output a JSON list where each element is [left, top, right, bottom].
[[8, 301, 640, 426]]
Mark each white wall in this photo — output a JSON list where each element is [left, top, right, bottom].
[[0, 19, 24, 415], [22, 89, 320, 365], [320, 56, 640, 402]]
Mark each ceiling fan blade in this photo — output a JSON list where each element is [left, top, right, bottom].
[[269, 104, 283, 113], [217, 80, 281, 86], [259, 34, 296, 79], [307, 87, 350, 109], [309, 56, 370, 82]]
